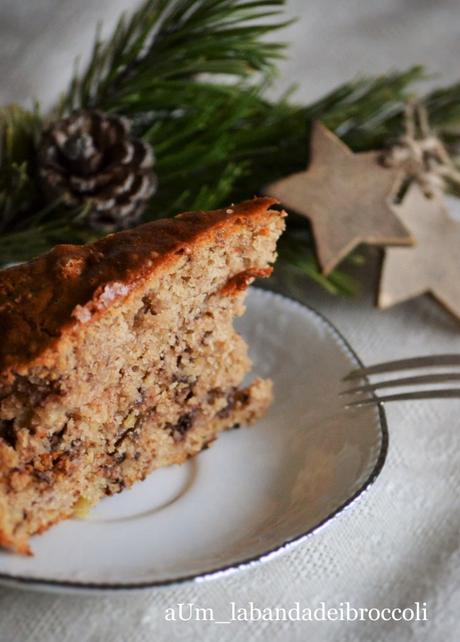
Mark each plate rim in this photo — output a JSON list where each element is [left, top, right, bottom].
[[0, 289, 388, 593]]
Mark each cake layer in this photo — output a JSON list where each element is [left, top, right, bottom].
[[0, 197, 282, 376], [0, 197, 285, 553]]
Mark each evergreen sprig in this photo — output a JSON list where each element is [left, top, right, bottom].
[[58, 0, 289, 114], [0, 105, 42, 233], [0, 1, 460, 294]]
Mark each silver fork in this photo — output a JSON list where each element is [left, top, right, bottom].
[[342, 354, 460, 407]]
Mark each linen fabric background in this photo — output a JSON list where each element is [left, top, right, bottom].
[[0, 1, 459, 640]]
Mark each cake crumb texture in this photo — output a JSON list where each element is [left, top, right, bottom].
[[0, 197, 285, 553]]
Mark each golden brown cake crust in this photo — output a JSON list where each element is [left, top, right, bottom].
[[0, 197, 280, 374]]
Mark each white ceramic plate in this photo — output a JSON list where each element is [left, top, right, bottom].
[[0, 289, 387, 593]]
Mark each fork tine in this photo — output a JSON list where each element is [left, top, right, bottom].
[[346, 388, 460, 407], [341, 372, 460, 395], [344, 354, 460, 381]]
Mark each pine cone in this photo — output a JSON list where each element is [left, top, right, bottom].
[[38, 110, 157, 232]]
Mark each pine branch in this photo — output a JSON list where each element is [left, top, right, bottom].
[[4, 66, 460, 286], [0, 105, 42, 232], [58, 0, 290, 115]]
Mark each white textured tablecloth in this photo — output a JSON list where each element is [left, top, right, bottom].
[[1, 2, 459, 640]]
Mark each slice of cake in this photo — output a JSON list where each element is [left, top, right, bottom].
[[0, 197, 285, 553]]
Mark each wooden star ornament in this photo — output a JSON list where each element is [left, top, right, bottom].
[[265, 121, 414, 274], [379, 184, 460, 321]]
